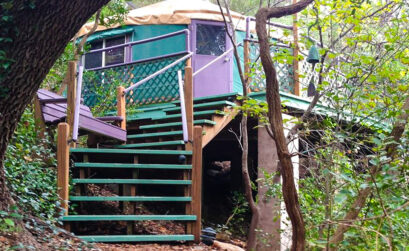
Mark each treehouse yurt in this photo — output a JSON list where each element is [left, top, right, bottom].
[[44, 0, 309, 248], [77, 0, 293, 109]]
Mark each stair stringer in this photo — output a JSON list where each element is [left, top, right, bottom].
[[201, 104, 239, 147]]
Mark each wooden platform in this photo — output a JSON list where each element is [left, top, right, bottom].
[[37, 89, 126, 141]]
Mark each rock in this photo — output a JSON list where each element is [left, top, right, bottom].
[[212, 240, 245, 251], [216, 232, 231, 242]]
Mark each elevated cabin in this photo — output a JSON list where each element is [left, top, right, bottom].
[[78, 0, 297, 110], [51, 0, 317, 248]]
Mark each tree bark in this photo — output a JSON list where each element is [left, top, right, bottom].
[[0, 0, 110, 211], [255, 1, 313, 250]]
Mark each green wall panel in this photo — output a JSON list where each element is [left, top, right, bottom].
[[233, 30, 246, 94], [131, 25, 187, 61]]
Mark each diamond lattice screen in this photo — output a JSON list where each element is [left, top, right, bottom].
[[248, 42, 294, 93], [82, 55, 185, 108]]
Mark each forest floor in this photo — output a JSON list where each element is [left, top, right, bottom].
[[0, 206, 245, 250], [0, 185, 246, 250], [0, 221, 224, 250]]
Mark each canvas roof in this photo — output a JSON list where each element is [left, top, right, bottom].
[[77, 0, 283, 38]]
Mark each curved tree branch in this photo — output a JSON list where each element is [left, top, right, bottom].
[[255, 0, 313, 250]]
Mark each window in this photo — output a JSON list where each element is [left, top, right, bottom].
[[84, 35, 128, 69], [196, 24, 226, 56]]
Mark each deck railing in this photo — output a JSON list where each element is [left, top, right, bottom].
[[72, 28, 193, 145], [244, 16, 297, 95]]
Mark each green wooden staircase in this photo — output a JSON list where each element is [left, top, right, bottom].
[[59, 93, 238, 243]]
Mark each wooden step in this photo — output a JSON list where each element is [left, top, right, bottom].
[[114, 140, 185, 149], [77, 235, 194, 242], [61, 215, 196, 221], [70, 148, 191, 155], [69, 196, 192, 202], [152, 110, 226, 121], [163, 100, 236, 113], [72, 179, 191, 185], [73, 163, 192, 170], [172, 92, 238, 105], [139, 119, 215, 130], [127, 130, 183, 139]]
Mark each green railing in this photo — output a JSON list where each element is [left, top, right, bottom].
[[82, 54, 186, 108]]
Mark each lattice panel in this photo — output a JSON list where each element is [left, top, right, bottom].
[[248, 42, 294, 93], [82, 55, 185, 108], [299, 59, 347, 98]]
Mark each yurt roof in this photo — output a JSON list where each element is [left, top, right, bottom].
[[78, 0, 257, 37]]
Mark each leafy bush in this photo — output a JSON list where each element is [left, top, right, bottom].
[[4, 107, 60, 221]]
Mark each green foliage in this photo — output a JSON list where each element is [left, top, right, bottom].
[[83, 69, 123, 116], [41, 42, 75, 91], [221, 191, 250, 237], [0, 0, 16, 84], [98, 0, 128, 27], [0, 205, 22, 233], [4, 108, 60, 221]]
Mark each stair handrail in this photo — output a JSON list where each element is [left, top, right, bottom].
[[72, 65, 84, 142], [123, 52, 193, 94], [177, 70, 189, 143], [192, 44, 241, 77]]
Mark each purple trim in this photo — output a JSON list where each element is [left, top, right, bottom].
[[185, 29, 191, 53], [87, 29, 190, 54], [96, 116, 123, 122], [125, 34, 132, 63], [246, 17, 250, 39], [86, 51, 189, 71], [40, 98, 67, 104]]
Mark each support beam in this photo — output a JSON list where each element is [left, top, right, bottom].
[[57, 123, 70, 216], [33, 96, 46, 139], [292, 0, 300, 96], [243, 40, 251, 93], [201, 106, 238, 147], [191, 126, 203, 243], [117, 86, 126, 130], [184, 65, 193, 150]]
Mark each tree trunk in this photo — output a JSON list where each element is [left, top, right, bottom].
[[0, 0, 110, 211], [255, 1, 313, 250]]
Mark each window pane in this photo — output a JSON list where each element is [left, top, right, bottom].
[[84, 41, 103, 69], [106, 36, 125, 66], [196, 24, 226, 56]]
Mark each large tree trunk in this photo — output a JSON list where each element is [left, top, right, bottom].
[[0, 0, 109, 211], [255, 1, 313, 250]]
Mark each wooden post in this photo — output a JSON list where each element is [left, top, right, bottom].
[[184, 64, 194, 150], [33, 96, 46, 139], [57, 123, 70, 216], [66, 61, 77, 147], [117, 86, 126, 130], [191, 126, 203, 243], [243, 39, 251, 93], [292, 0, 300, 96], [127, 155, 138, 234]]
